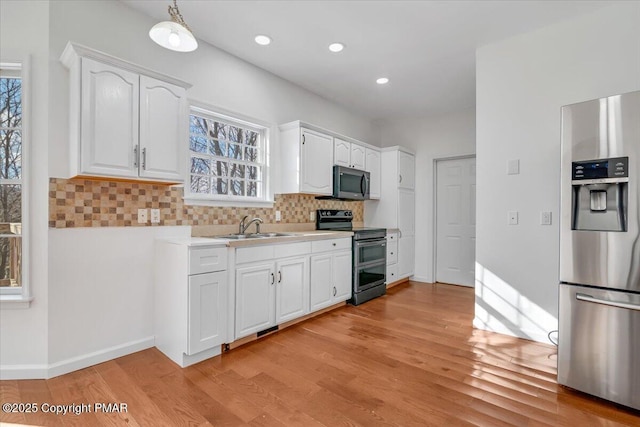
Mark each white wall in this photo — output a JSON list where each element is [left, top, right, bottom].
[[374, 108, 476, 282], [475, 2, 640, 342], [0, 0, 50, 379]]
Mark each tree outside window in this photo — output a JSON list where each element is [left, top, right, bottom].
[[0, 73, 23, 289]]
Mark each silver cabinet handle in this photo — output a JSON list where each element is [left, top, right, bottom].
[[333, 286, 337, 296], [390, 252, 394, 255], [302, 134, 305, 145], [576, 293, 640, 311], [142, 147, 147, 170], [270, 273, 275, 285], [278, 271, 282, 283], [133, 145, 139, 168], [399, 174, 403, 183], [333, 243, 336, 246]]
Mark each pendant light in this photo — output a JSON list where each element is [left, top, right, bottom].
[[149, 0, 198, 52]]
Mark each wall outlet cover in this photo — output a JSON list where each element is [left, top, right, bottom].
[[310, 211, 316, 221], [275, 210, 281, 222], [151, 209, 160, 224], [540, 211, 552, 225], [508, 211, 519, 225], [138, 208, 148, 224], [507, 159, 520, 175]]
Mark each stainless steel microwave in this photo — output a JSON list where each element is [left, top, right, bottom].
[[333, 165, 370, 200]]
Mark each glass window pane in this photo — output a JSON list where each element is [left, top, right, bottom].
[[244, 147, 259, 163], [0, 237, 21, 287], [0, 130, 21, 179], [229, 163, 245, 179], [212, 178, 228, 195], [190, 157, 210, 175], [208, 120, 226, 140], [228, 126, 242, 143], [189, 135, 207, 154], [189, 115, 207, 136], [0, 77, 22, 128], [228, 143, 242, 160], [0, 184, 21, 225], [247, 181, 258, 197], [230, 179, 245, 196], [247, 165, 260, 180], [244, 130, 259, 147], [209, 139, 227, 157], [211, 160, 228, 177], [190, 175, 210, 194]]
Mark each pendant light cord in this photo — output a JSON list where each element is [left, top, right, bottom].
[[168, 0, 192, 32]]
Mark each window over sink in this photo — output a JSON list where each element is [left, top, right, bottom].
[[185, 105, 272, 207]]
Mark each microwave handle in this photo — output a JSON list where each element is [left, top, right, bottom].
[[360, 175, 365, 196]]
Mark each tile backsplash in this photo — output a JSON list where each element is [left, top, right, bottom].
[[49, 178, 363, 229]]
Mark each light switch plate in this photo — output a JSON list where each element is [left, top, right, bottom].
[[507, 159, 520, 175], [275, 210, 281, 222], [138, 208, 148, 224], [508, 211, 519, 225], [151, 209, 160, 224], [540, 211, 552, 225]]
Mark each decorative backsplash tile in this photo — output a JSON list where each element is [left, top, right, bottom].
[[49, 178, 363, 228]]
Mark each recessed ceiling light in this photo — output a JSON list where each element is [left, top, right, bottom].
[[254, 35, 271, 46], [376, 77, 389, 85], [328, 42, 344, 53]]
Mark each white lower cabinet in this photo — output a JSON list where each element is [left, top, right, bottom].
[[276, 257, 309, 323], [155, 241, 228, 367], [235, 263, 276, 338], [310, 238, 352, 311]]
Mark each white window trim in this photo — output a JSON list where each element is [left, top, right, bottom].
[[0, 57, 32, 309], [184, 101, 275, 208]]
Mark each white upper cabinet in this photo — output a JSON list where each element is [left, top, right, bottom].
[[139, 76, 187, 182], [398, 150, 415, 189], [365, 148, 381, 199], [334, 138, 366, 170], [80, 58, 140, 178], [279, 123, 333, 195], [61, 42, 190, 183]]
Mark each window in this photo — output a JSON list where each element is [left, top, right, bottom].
[[186, 106, 270, 205], [0, 62, 27, 302]]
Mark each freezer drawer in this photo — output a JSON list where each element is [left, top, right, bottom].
[[558, 283, 640, 410]]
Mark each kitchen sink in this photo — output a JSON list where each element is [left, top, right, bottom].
[[216, 232, 295, 239]]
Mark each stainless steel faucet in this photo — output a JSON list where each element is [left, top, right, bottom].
[[238, 215, 263, 234]]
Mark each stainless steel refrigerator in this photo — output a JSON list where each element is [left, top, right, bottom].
[[559, 90, 640, 410]]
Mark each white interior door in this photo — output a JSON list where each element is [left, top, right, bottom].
[[436, 157, 476, 287]]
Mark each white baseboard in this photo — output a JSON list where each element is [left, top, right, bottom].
[[473, 317, 550, 344], [47, 336, 155, 379], [410, 275, 433, 284], [0, 364, 49, 380], [1, 337, 155, 380]]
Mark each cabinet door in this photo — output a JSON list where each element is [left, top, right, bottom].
[[398, 151, 415, 189], [365, 148, 381, 199], [332, 251, 353, 302], [300, 129, 333, 195], [81, 58, 139, 178], [187, 271, 227, 355], [139, 75, 187, 182], [235, 263, 275, 339], [276, 257, 309, 323], [398, 189, 415, 236], [350, 143, 366, 170], [398, 235, 415, 279], [310, 254, 333, 311], [334, 138, 351, 167]]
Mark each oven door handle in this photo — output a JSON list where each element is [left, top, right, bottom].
[[354, 240, 386, 249], [576, 293, 640, 311]]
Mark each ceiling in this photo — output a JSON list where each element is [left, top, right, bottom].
[[122, 0, 615, 120]]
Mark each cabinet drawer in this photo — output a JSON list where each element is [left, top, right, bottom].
[[312, 238, 351, 253], [236, 245, 276, 264], [189, 246, 228, 275], [387, 264, 399, 284], [387, 241, 398, 264], [274, 241, 311, 258]]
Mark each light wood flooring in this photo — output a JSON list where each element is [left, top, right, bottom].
[[2, 282, 639, 426]]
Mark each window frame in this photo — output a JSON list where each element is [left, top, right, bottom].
[[184, 102, 274, 207], [0, 58, 31, 308]]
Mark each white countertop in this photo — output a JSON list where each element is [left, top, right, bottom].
[[158, 230, 353, 247]]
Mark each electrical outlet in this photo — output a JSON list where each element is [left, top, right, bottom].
[[310, 211, 316, 222], [138, 208, 148, 224], [507, 159, 520, 175], [540, 211, 552, 225], [151, 209, 160, 224], [508, 211, 519, 225], [275, 210, 281, 222]]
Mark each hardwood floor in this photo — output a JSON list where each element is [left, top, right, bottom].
[[2, 282, 639, 426]]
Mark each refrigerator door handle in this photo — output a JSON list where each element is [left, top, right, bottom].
[[576, 293, 640, 312]]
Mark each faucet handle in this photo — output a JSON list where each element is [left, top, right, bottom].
[[239, 215, 249, 233]]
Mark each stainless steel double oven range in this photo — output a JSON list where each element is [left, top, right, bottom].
[[316, 210, 387, 305]]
